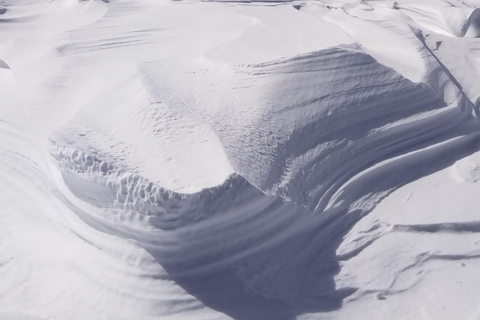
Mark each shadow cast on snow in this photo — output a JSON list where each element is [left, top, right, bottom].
[[147, 130, 480, 320], [60, 46, 480, 320], [66, 128, 480, 320]]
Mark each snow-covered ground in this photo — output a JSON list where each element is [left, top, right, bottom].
[[1, 0, 479, 319]]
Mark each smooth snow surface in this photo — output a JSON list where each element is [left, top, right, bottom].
[[1, 0, 480, 320]]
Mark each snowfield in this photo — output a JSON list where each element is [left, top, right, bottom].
[[1, 0, 480, 320]]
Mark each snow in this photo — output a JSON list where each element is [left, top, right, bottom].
[[1, 0, 479, 320]]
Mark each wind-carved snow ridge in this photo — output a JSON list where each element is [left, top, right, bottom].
[[221, 44, 479, 211], [49, 138, 340, 319], [2, 1, 480, 320], [46, 41, 480, 320], [49, 140, 258, 231]]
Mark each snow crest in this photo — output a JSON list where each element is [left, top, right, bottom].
[[1, 0, 480, 320]]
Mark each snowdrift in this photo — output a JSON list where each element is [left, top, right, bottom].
[[1, 0, 480, 320]]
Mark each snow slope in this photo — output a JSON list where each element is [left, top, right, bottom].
[[1, 0, 479, 320]]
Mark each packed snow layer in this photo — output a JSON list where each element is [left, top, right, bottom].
[[1, 0, 480, 320]]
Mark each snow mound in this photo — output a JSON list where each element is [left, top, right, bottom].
[[44, 40, 480, 319], [2, 0, 480, 319]]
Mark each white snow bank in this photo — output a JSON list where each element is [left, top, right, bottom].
[[1, 0, 480, 320]]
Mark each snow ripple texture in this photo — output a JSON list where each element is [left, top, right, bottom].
[[1, 1, 480, 320]]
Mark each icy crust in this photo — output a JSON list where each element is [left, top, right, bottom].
[[49, 140, 261, 231], [49, 140, 117, 177]]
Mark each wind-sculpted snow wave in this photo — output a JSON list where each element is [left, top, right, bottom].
[[49, 140, 342, 320], [48, 42, 480, 320], [215, 44, 479, 211], [2, 1, 480, 320]]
